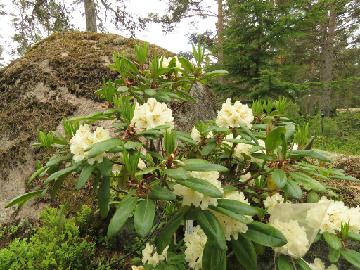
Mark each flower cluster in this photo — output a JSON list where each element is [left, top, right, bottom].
[[216, 98, 254, 128], [213, 191, 251, 240], [142, 243, 168, 266], [307, 196, 360, 233], [70, 124, 110, 164], [184, 226, 207, 270], [272, 219, 309, 258], [307, 258, 338, 270], [131, 98, 174, 131], [173, 171, 223, 210], [264, 193, 285, 213]]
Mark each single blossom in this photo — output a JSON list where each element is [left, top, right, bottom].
[[142, 243, 168, 266]]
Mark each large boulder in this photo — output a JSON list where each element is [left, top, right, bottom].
[[0, 32, 217, 224]]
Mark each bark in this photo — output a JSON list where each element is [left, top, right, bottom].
[[84, 0, 97, 32], [319, 8, 336, 115], [216, 0, 224, 65]]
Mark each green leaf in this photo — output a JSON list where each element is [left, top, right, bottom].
[[202, 241, 226, 270], [97, 158, 113, 177], [46, 165, 78, 183], [328, 248, 340, 263], [175, 131, 196, 145], [45, 154, 72, 167], [217, 199, 261, 216], [276, 255, 293, 270], [265, 127, 286, 153], [243, 221, 287, 247], [87, 138, 123, 157], [6, 190, 43, 208], [107, 196, 137, 238], [341, 249, 360, 268], [295, 259, 312, 270], [98, 177, 110, 219], [76, 166, 94, 189], [290, 150, 330, 162], [135, 166, 158, 177], [177, 57, 194, 73], [289, 172, 326, 192], [165, 167, 190, 180], [156, 207, 188, 253], [149, 185, 176, 201], [195, 210, 226, 250], [176, 177, 223, 198], [200, 141, 217, 155], [209, 206, 252, 224], [348, 232, 360, 241], [271, 169, 287, 188], [283, 179, 303, 199], [231, 235, 257, 270], [284, 123, 296, 141], [204, 70, 229, 79], [323, 232, 342, 250], [134, 199, 155, 237], [183, 159, 228, 172]]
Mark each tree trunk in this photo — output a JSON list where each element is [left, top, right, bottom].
[[84, 0, 97, 32], [216, 0, 224, 65], [319, 8, 336, 115]]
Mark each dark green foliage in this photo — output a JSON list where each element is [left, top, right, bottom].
[[0, 207, 95, 270]]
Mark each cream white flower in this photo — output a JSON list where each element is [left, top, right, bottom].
[[131, 266, 144, 270], [306, 197, 360, 234], [213, 191, 251, 240], [138, 159, 147, 170], [264, 193, 285, 213], [70, 124, 110, 164], [173, 171, 223, 210], [112, 164, 123, 175], [216, 98, 254, 128], [142, 243, 168, 266], [272, 219, 309, 258], [159, 56, 182, 69], [191, 127, 213, 143], [131, 98, 174, 131], [239, 172, 251, 182], [308, 258, 338, 270], [184, 226, 207, 270], [234, 143, 252, 158]]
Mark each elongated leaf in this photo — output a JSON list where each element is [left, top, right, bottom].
[[209, 206, 252, 224], [243, 222, 287, 247], [156, 207, 188, 252], [200, 141, 217, 155], [265, 127, 286, 153], [202, 241, 226, 270], [46, 154, 72, 167], [6, 190, 43, 208], [135, 167, 158, 177], [283, 180, 303, 199], [46, 165, 78, 183], [323, 232, 342, 250], [107, 196, 137, 238], [175, 131, 197, 145], [341, 249, 360, 268], [87, 138, 123, 157], [183, 159, 228, 172], [98, 177, 110, 219], [231, 235, 257, 270], [176, 177, 223, 198], [271, 169, 287, 188], [76, 166, 94, 189], [195, 210, 226, 250], [204, 69, 229, 79], [134, 199, 155, 237], [289, 172, 326, 192], [277, 255, 293, 270], [165, 167, 190, 180], [284, 123, 295, 141], [290, 150, 330, 162], [217, 199, 261, 216], [328, 248, 340, 263], [295, 259, 312, 270], [348, 232, 360, 241], [149, 185, 176, 201]]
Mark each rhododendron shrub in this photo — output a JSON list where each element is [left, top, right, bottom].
[[8, 43, 360, 270]]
